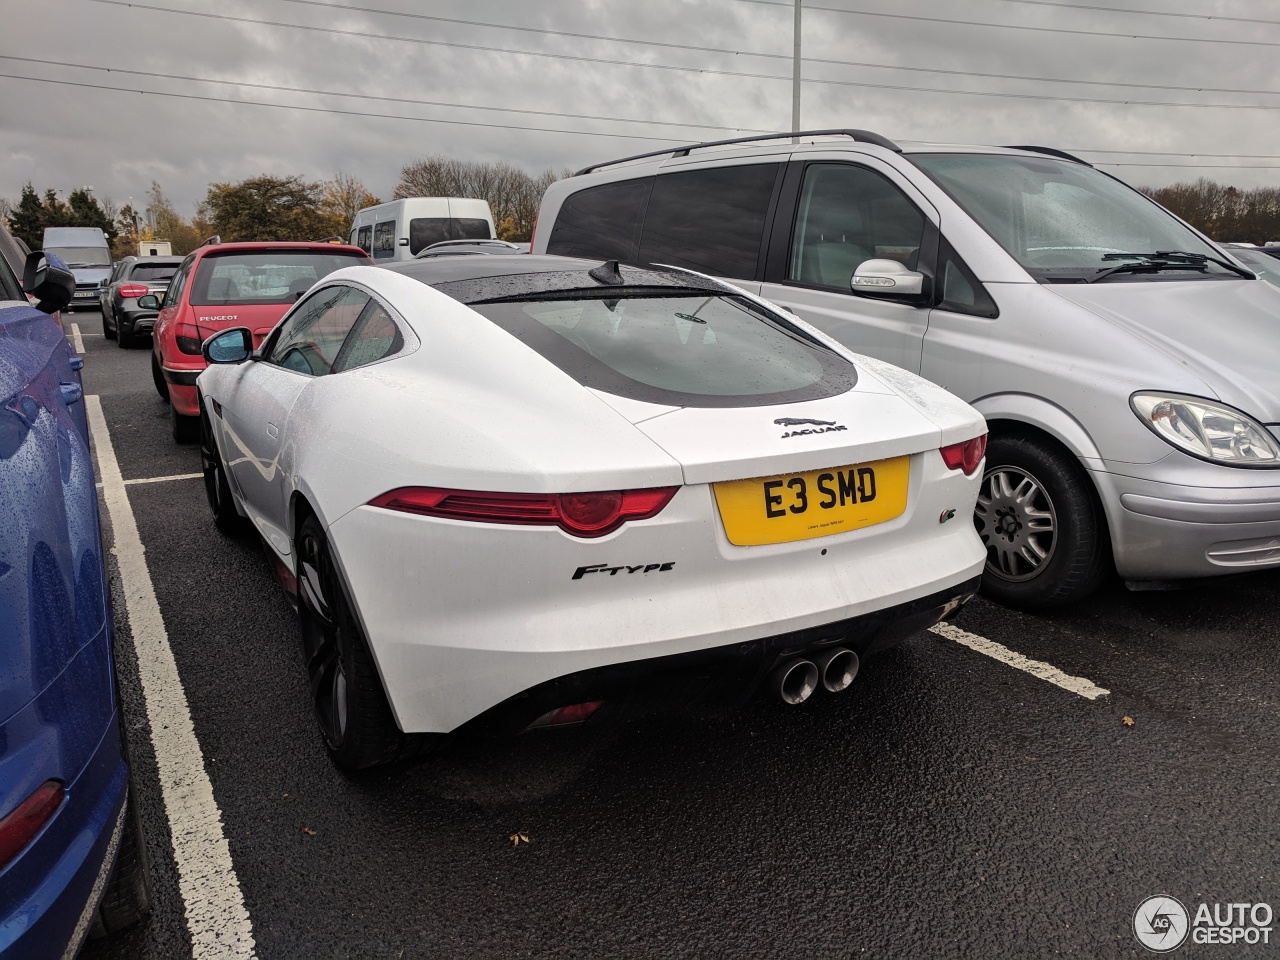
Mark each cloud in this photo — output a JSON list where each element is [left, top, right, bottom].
[[3, 0, 1279, 215]]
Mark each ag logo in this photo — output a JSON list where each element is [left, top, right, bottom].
[[1134, 895, 1189, 952]]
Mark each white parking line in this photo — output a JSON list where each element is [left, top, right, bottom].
[[929, 621, 1111, 701], [70, 322, 84, 354], [86, 395, 258, 959], [126, 472, 203, 486]]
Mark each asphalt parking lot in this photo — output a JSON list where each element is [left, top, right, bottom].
[[65, 312, 1278, 960]]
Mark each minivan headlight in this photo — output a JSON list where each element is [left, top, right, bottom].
[[1131, 392, 1280, 467]]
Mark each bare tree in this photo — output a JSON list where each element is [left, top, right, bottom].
[[394, 156, 569, 242]]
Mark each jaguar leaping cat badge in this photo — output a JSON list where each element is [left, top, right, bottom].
[[773, 417, 847, 438]]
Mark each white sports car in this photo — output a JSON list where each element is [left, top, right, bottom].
[[196, 255, 988, 769]]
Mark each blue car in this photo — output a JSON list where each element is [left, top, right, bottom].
[[0, 238, 151, 957]]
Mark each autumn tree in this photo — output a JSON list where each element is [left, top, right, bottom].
[[1143, 178, 1280, 244], [201, 174, 330, 242], [318, 171, 379, 239], [145, 181, 208, 255], [394, 156, 567, 242]]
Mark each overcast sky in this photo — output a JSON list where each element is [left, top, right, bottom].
[[4, 0, 1280, 216]]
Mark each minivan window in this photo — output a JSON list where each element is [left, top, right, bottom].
[[409, 217, 492, 255], [788, 163, 925, 290], [373, 221, 397, 259], [936, 239, 998, 318], [912, 154, 1225, 282], [356, 225, 373, 254], [470, 292, 856, 408], [547, 179, 652, 262], [638, 164, 780, 280]]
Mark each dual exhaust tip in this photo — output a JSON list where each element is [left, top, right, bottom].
[[768, 647, 860, 705]]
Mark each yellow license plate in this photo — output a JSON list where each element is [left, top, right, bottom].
[[712, 456, 910, 546]]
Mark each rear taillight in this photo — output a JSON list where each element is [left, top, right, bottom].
[[0, 780, 64, 870], [368, 486, 678, 538], [940, 435, 987, 475], [119, 283, 150, 299], [176, 322, 203, 355]]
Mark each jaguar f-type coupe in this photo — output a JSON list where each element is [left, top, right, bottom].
[[196, 256, 987, 769]]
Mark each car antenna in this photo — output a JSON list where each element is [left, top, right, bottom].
[[589, 260, 625, 285]]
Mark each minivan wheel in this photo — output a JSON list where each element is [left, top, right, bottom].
[[974, 434, 1105, 610]]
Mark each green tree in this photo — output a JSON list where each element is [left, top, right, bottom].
[[201, 174, 329, 242], [7, 183, 45, 249], [66, 188, 118, 242], [42, 189, 70, 228], [145, 181, 208, 255]]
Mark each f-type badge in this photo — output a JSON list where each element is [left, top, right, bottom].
[[774, 417, 848, 439]]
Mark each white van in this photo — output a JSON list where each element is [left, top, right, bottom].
[[43, 226, 112, 310], [350, 198, 495, 263]]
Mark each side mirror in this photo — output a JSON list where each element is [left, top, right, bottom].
[[22, 252, 75, 315], [137, 294, 161, 309], [851, 259, 928, 302], [203, 327, 253, 365]]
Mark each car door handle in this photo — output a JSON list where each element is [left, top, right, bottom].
[[59, 382, 83, 405], [266, 422, 279, 439]]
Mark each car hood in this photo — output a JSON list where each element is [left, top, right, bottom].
[[1051, 278, 1280, 422], [70, 267, 111, 285]]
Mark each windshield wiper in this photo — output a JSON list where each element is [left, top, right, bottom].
[[1090, 250, 1254, 283]]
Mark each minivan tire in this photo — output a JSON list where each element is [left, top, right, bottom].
[[974, 433, 1105, 610]]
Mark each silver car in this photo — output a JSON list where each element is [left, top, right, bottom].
[[535, 132, 1280, 608]]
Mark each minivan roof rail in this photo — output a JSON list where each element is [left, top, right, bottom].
[[574, 129, 902, 176], [1003, 145, 1092, 167]]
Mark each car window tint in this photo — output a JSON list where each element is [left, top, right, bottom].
[[356, 224, 372, 254], [373, 221, 397, 260], [789, 163, 925, 291], [332, 299, 404, 372], [638, 164, 780, 280], [267, 286, 370, 376], [936, 239, 998, 318], [471, 293, 856, 407], [128, 263, 179, 282], [547, 178, 652, 262]]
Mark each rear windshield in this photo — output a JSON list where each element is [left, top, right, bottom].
[[45, 247, 109, 268], [470, 293, 856, 407], [128, 263, 179, 282], [409, 218, 492, 254], [189, 250, 368, 306]]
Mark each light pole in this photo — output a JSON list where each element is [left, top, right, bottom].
[[792, 0, 802, 139]]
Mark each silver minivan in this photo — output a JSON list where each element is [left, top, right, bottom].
[[534, 131, 1280, 608]]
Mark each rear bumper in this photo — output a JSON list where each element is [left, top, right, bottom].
[[464, 577, 980, 734], [0, 717, 128, 960], [1095, 466, 1280, 579], [162, 365, 203, 415], [330, 476, 987, 734]]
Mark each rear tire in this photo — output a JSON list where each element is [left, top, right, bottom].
[[103, 309, 117, 341], [974, 433, 1106, 610], [200, 401, 246, 536], [117, 320, 135, 349], [296, 514, 432, 770], [151, 353, 168, 400], [90, 781, 152, 936], [170, 401, 199, 444]]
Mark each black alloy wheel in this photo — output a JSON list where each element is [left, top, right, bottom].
[[200, 403, 244, 535], [151, 353, 168, 400], [295, 514, 432, 771], [974, 433, 1106, 610]]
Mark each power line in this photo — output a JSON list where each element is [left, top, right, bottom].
[[1097, 161, 1280, 168], [0, 73, 688, 143], [987, 0, 1280, 28], [271, 0, 791, 61], [729, 0, 1280, 48], [0, 56, 773, 135], [80, 0, 1280, 112]]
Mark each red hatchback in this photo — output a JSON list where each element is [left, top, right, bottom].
[[149, 241, 372, 441]]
